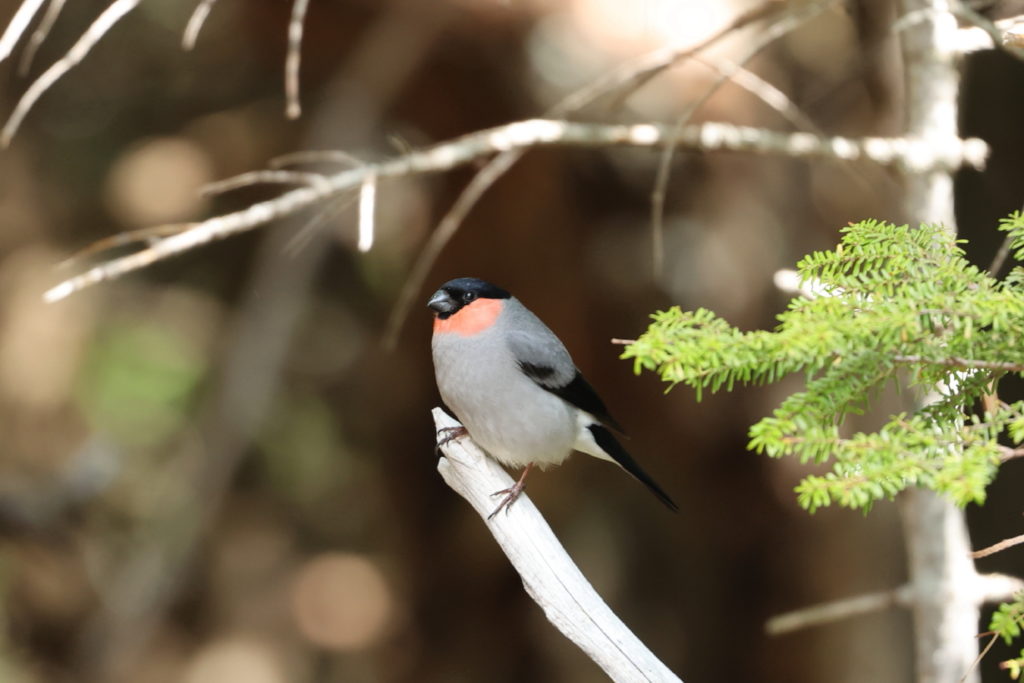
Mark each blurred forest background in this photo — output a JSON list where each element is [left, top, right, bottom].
[[0, 0, 1022, 681]]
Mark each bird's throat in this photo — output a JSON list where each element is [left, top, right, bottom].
[[433, 298, 504, 336]]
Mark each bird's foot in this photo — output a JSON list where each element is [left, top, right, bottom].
[[435, 426, 468, 454], [486, 463, 535, 520], [487, 483, 526, 520]]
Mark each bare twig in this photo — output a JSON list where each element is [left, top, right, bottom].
[[58, 224, 193, 269], [582, 0, 791, 112], [285, 0, 310, 119], [182, 0, 219, 50], [284, 192, 359, 256], [767, 573, 1024, 635], [650, 0, 835, 279], [767, 584, 915, 635], [0, 0, 46, 62], [998, 446, 1024, 462], [2, 0, 141, 147], [201, 169, 329, 196], [17, 0, 67, 75], [45, 118, 988, 303], [972, 532, 1024, 559], [691, 54, 820, 133], [269, 149, 363, 169], [357, 172, 376, 253], [432, 408, 683, 683], [961, 633, 1001, 683]]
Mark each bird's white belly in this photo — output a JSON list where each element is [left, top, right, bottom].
[[433, 335, 576, 468]]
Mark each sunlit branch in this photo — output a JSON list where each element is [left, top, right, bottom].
[[182, 0, 219, 50], [45, 118, 988, 303], [2, 0, 142, 147], [285, 0, 309, 119], [433, 408, 683, 683]]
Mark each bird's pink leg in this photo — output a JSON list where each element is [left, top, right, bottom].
[[435, 425, 468, 453], [487, 463, 535, 520]]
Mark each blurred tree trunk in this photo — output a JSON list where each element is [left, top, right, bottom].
[[897, 2, 980, 682]]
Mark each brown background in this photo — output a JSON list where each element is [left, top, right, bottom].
[[0, 1, 1022, 681]]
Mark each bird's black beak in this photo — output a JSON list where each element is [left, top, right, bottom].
[[427, 289, 458, 316]]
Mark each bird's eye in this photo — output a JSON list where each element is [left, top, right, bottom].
[[462, 291, 476, 303]]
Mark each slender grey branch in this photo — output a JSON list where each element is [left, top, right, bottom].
[[182, 0, 219, 50], [0, 0, 46, 62], [433, 408, 682, 683], [650, 0, 836, 279], [201, 169, 330, 196], [269, 149, 363, 169], [17, 0, 66, 75], [2, 0, 141, 147], [767, 573, 1024, 635], [285, 0, 310, 119], [767, 584, 915, 635], [45, 118, 988, 302], [998, 446, 1024, 462], [972, 532, 1024, 559]]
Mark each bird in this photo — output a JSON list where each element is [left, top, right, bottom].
[[427, 276, 678, 518]]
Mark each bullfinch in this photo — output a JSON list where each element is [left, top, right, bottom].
[[428, 277, 677, 518]]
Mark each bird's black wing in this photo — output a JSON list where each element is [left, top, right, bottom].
[[519, 363, 625, 434]]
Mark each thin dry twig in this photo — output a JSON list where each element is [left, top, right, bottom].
[[2, 0, 142, 147], [691, 53, 819, 133], [999, 446, 1024, 462], [269, 149, 363, 169], [284, 192, 359, 256], [972, 532, 1024, 559], [18, 0, 67, 75], [0, 0, 46, 62], [580, 0, 792, 112], [182, 0, 219, 50], [58, 224, 194, 269], [45, 118, 989, 303], [357, 172, 377, 253], [201, 169, 330, 196], [767, 584, 914, 635], [961, 632, 1002, 683], [285, 0, 310, 119], [767, 573, 1024, 635], [650, 0, 835, 278]]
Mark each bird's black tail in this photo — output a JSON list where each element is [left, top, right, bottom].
[[588, 425, 678, 512]]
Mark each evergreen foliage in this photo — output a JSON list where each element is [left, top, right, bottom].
[[624, 214, 1024, 673], [991, 592, 1024, 678], [625, 214, 1024, 675], [623, 215, 1024, 513]]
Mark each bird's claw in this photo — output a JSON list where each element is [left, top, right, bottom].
[[487, 482, 525, 520], [435, 425, 468, 454]]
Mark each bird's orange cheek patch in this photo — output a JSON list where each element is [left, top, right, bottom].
[[434, 299, 504, 336]]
